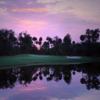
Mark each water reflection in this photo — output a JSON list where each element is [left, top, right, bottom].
[[0, 63, 100, 90]]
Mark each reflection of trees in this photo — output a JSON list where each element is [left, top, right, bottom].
[[63, 67, 72, 84], [45, 66, 72, 84], [0, 69, 17, 89], [18, 67, 38, 85], [79, 63, 100, 90], [0, 63, 100, 90]]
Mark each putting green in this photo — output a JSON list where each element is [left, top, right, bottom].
[[0, 54, 99, 67]]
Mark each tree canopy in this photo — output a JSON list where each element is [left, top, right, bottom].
[[0, 28, 100, 56]]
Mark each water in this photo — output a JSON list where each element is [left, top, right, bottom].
[[0, 63, 100, 100]]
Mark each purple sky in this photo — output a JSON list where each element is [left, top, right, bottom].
[[0, 0, 100, 42]]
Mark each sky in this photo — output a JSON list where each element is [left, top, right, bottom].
[[0, 0, 100, 42]]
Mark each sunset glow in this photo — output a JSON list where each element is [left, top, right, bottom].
[[0, 0, 100, 42]]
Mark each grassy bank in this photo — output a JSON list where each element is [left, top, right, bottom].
[[0, 54, 100, 68]]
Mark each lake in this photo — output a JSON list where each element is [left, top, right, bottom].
[[0, 63, 100, 100]]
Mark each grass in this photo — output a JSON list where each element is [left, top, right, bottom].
[[0, 54, 100, 68]]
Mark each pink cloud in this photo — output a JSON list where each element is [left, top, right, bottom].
[[11, 8, 48, 13], [17, 81, 47, 92], [14, 19, 48, 36]]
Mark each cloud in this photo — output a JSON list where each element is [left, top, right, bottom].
[[11, 8, 48, 13], [0, 81, 47, 100], [0, 8, 7, 15], [37, 0, 100, 22], [37, 0, 60, 4], [18, 82, 47, 92], [37, 0, 73, 14], [26, 1, 33, 5], [69, 91, 100, 100], [0, 0, 6, 4], [14, 18, 48, 35], [49, 97, 67, 100], [0, 97, 7, 100], [18, 19, 47, 28]]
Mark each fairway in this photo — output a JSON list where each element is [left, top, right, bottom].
[[0, 54, 100, 68]]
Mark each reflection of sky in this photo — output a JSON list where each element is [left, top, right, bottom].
[[0, 72, 100, 100], [0, 0, 100, 42]]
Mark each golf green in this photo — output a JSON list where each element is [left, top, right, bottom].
[[0, 54, 99, 68]]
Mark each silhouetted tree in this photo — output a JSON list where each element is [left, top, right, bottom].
[[63, 34, 71, 45], [80, 29, 100, 56], [46, 37, 53, 48], [80, 29, 100, 43], [0, 29, 17, 55], [0, 28, 100, 56], [62, 34, 72, 55], [18, 32, 33, 53], [41, 41, 49, 54]]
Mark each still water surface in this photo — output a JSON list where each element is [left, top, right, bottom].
[[0, 63, 100, 100]]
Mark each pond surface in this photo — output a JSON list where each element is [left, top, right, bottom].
[[0, 63, 100, 100]]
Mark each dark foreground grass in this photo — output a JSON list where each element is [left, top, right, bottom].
[[0, 54, 100, 68]]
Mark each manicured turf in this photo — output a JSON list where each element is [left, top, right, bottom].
[[0, 54, 100, 68]]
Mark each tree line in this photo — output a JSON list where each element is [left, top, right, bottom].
[[0, 28, 100, 56]]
